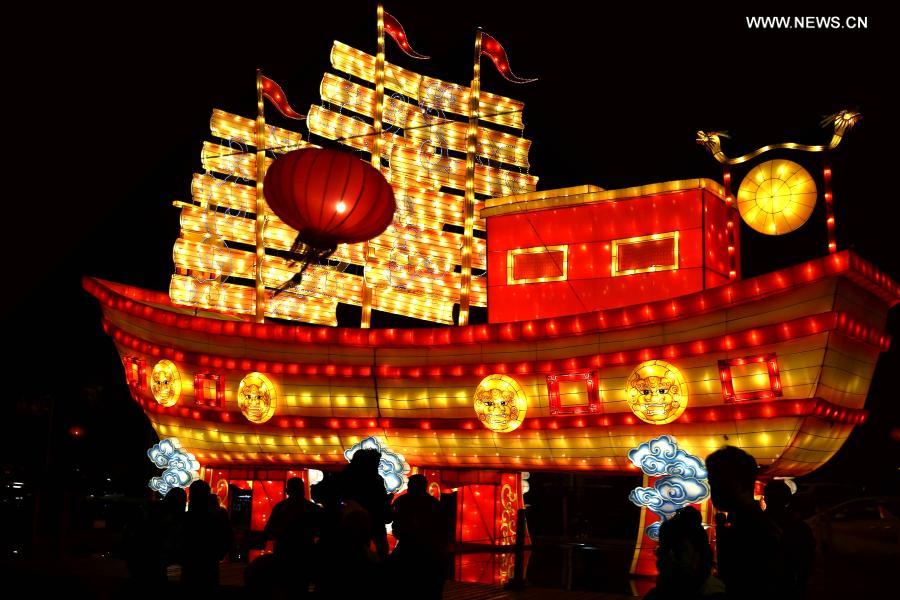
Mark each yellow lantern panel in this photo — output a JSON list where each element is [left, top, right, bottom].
[[238, 372, 277, 424], [737, 159, 817, 235], [150, 360, 181, 407], [473, 374, 528, 433], [626, 360, 688, 425]]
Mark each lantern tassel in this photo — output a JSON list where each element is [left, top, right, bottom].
[[273, 235, 337, 296]]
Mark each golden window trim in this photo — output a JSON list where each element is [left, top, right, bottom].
[[611, 231, 679, 277], [506, 245, 569, 285]]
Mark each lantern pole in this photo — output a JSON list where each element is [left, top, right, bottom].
[[360, 4, 386, 329], [459, 30, 482, 326], [823, 157, 837, 253], [722, 165, 738, 280], [254, 69, 267, 323]]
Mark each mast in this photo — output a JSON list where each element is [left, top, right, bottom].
[[254, 69, 267, 323], [359, 4, 387, 329], [459, 30, 482, 326]]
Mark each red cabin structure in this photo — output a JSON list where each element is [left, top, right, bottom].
[[485, 180, 737, 322]]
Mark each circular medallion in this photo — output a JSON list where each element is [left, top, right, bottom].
[[237, 372, 277, 423], [626, 360, 688, 425], [473, 374, 528, 433], [150, 360, 181, 407], [737, 159, 817, 235]]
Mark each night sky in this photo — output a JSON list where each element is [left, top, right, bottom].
[[6, 4, 897, 493]]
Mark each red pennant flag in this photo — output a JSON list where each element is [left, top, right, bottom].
[[384, 11, 430, 60], [480, 32, 537, 84], [260, 75, 306, 120]]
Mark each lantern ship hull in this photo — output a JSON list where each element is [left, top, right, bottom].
[[84, 248, 896, 478]]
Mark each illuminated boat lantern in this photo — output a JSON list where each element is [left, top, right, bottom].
[[84, 8, 891, 576]]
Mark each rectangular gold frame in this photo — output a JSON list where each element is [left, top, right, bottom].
[[507, 245, 569, 285], [611, 231, 679, 276]]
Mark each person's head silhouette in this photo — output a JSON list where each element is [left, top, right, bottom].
[[164, 487, 187, 513], [286, 477, 306, 499], [407, 474, 427, 496], [188, 479, 212, 512], [763, 479, 792, 513], [656, 506, 713, 590], [351, 448, 382, 473], [705, 445, 758, 512]]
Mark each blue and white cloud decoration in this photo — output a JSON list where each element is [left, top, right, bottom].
[[147, 438, 201, 495], [627, 435, 709, 541], [344, 436, 412, 494]]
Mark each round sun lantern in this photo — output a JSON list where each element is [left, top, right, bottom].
[[150, 360, 181, 407], [473, 374, 528, 433], [626, 360, 688, 425], [263, 148, 396, 283], [237, 372, 277, 424], [737, 159, 817, 235]]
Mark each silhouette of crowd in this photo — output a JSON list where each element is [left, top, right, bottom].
[[122, 447, 447, 598], [646, 445, 815, 600], [122, 443, 815, 599]]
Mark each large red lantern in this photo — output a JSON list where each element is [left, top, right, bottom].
[[264, 148, 396, 287]]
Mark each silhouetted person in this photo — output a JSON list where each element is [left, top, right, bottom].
[[180, 480, 233, 591], [263, 477, 321, 595], [313, 500, 381, 599], [159, 487, 186, 576], [391, 474, 447, 599], [309, 476, 347, 597], [645, 507, 726, 600], [706, 446, 785, 600], [120, 498, 168, 595], [765, 480, 815, 599], [339, 448, 393, 560]]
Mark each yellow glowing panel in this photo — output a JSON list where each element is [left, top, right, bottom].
[[626, 360, 688, 425], [169, 275, 338, 326], [191, 174, 258, 213], [729, 362, 773, 396], [319, 73, 418, 128], [404, 112, 532, 169], [330, 41, 525, 129], [611, 231, 679, 276], [307, 105, 411, 155], [371, 287, 455, 324], [237, 372, 277, 424], [737, 160, 817, 235], [389, 146, 537, 197], [365, 256, 486, 305], [558, 381, 588, 407], [150, 360, 181, 407], [209, 109, 308, 154], [177, 205, 366, 265], [473, 374, 528, 433], [506, 245, 568, 285], [201, 141, 271, 181]]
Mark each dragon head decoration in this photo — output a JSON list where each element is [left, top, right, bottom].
[[695, 130, 729, 157], [822, 109, 862, 136]]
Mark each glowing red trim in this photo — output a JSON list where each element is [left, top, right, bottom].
[[123, 356, 146, 391], [83, 251, 899, 349], [102, 310, 888, 383]]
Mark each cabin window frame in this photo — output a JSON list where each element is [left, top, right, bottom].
[[547, 370, 602, 415], [611, 231, 680, 276], [506, 245, 569, 285], [718, 353, 783, 402]]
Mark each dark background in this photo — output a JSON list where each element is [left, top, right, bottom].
[[4, 3, 897, 542]]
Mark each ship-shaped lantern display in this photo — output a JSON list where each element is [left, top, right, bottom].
[[85, 4, 894, 585]]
